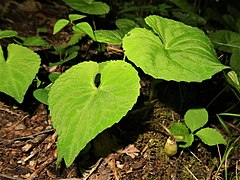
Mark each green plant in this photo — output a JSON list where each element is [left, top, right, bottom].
[[94, 18, 140, 45], [170, 108, 227, 148], [0, 5, 231, 168], [209, 30, 240, 98], [122, 15, 228, 82], [47, 15, 229, 167], [216, 113, 240, 179], [0, 43, 41, 103], [62, 0, 110, 15]]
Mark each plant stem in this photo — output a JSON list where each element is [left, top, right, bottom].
[[205, 86, 227, 109]]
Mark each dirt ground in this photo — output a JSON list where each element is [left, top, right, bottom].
[[0, 99, 229, 180], [0, 0, 240, 179]]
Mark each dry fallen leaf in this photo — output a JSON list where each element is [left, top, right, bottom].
[[117, 144, 140, 158]]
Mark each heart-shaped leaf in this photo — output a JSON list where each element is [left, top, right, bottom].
[[48, 60, 140, 166], [123, 15, 228, 82], [0, 44, 41, 103], [33, 88, 49, 105], [62, 0, 110, 15]]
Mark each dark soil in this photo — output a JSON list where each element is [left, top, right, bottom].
[[0, 1, 240, 180]]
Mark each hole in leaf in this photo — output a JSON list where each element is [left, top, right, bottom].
[[2, 47, 8, 61], [94, 73, 101, 88]]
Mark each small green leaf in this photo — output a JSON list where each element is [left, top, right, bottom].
[[65, 46, 80, 54], [67, 31, 85, 46], [73, 22, 96, 41], [0, 30, 18, 39], [123, 15, 228, 82], [115, 18, 139, 33], [68, 14, 86, 22], [33, 88, 49, 105], [170, 122, 189, 137], [49, 74, 60, 82], [185, 108, 208, 133], [62, 0, 110, 15], [179, 134, 194, 148], [48, 60, 140, 166], [95, 30, 125, 44], [170, 122, 194, 148], [50, 52, 78, 66], [53, 19, 69, 35], [0, 44, 41, 103], [19, 36, 50, 47], [209, 30, 240, 53], [196, 128, 227, 146]]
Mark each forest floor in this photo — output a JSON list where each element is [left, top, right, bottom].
[[0, 0, 239, 179]]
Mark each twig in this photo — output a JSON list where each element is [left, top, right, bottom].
[[12, 115, 29, 129], [29, 153, 57, 179], [3, 115, 29, 138], [0, 173, 24, 180], [188, 149, 202, 163], [83, 158, 103, 180], [235, 160, 238, 180], [225, 122, 240, 132], [206, 164, 216, 180], [0, 129, 55, 143], [12, 129, 55, 141], [184, 165, 198, 180], [0, 105, 22, 117]]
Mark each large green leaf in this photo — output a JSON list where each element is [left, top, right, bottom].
[[209, 30, 240, 53], [48, 60, 140, 166], [62, 0, 110, 15], [0, 44, 41, 103], [123, 15, 228, 82]]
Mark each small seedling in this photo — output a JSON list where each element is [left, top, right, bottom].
[[170, 108, 227, 148], [160, 124, 182, 157]]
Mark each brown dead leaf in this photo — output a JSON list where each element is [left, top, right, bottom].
[[117, 144, 140, 158]]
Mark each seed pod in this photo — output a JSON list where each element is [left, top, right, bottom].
[[164, 136, 178, 157]]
